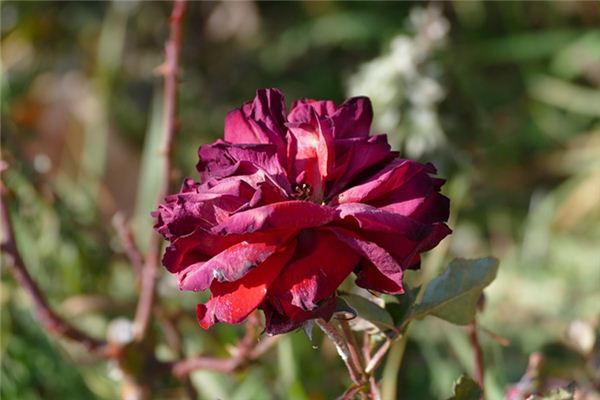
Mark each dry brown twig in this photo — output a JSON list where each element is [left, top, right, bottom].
[[133, 0, 188, 342], [0, 187, 108, 357]]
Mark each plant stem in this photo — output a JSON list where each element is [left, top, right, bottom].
[[316, 319, 364, 385], [339, 319, 366, 376], [0, 189, 107, 356], [133, 0, 187, 342], [468, 320, 485, 392], [381, 332, 409, 400]]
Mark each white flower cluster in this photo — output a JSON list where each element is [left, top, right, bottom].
[[347, 6, 449, 158]]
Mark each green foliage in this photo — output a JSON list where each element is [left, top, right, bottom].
[[407, 258, 499, 325], [338, 293, 395, 332], [447, 375, 482, 400]]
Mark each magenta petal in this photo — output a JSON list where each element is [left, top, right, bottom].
[[197, 140, 289, 189], [212, 201, 337, 235], [288, 99, 337, 123], [336, 203, 431, 241], [327, 134, 392, 197], [178, 241, 281, 291], [333, 159, 429, 205], [224, 89, 287, 144], [330, 96, 373, 139]]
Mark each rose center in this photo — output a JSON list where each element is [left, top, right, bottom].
[[292, 183, 313, 201]]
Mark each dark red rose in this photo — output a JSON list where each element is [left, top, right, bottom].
[[153, 89, 451, 335]]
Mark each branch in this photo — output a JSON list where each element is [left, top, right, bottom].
[[467, 321, 485, 393], [112, 213, 144, 276], [365, 339, 391, 375], [171, 327, 280, 378], [316, 319, 364, 385], [133, 0, 187, 341], [339, 319, 366, 378], [0, 188, 107, 356]]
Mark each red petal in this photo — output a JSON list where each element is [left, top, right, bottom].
[[355, 260, 403, 295], [178, 239, 284, 291], [325, 227, 404, 292], [269, 229, 360, 311], [212, 200, 337, 235], [196, 242, 296, 328]]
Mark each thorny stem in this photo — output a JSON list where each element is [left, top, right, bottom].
[[172, 316, 280, 377], [112, 213, 144, 277], [365, 339, 391, 375], [339, 319, 366, 377], [0, 188, 108, 356], [133, 0, 187, 341], [316, 319, 364, 385], [468, 320, 485, 393]]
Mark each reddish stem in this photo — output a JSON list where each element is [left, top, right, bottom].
[[0, 190, 107, 356], [112, 213, 144, 276], [133, 0, 187, 341], [468, 321, 485, 393], [339, 319, 366, 379], [172, 330, 279, 377], [365, 339, 391, 375]]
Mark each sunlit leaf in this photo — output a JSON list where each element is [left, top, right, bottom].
[[408, 258, 499, 325]]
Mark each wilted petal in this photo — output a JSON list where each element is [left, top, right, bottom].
[[196, 242, 296, 328], [178, 240, 283, 291], [326, 227, 404, 292], [330, 96, 372, 139], [163, 228, 294, 274], [212, 200, 337, 235], [336, 202, 431, 241], [333, 159, 430, 205], [288, 98, 336, 123], [262, 296, 337, 335], [327, 134, 392, 197], [269, 229, 359, 311], [355, 259, 403, 295], [197, 140, 289, 189], [224, 89, 287, 144]]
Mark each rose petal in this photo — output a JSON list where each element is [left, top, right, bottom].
[[330, 96, 372, 139], [269, 229, 360, 311], [333, 159, 430, 205], [196, 241, 296, 328], [288, 99, 336, 123], [327, 134, 392, 198], [335, 202, 431, 241], [262, 296, 337, 335], [286, 109, 334, 200], [355, 259, 403, 295], [224, 89, 287, 144], [177, 237, 293, 291], [212, 200, 337, 235], [325, 227, 404, 292]]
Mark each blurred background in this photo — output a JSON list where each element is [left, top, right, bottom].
[[1, 1, 599, 399]]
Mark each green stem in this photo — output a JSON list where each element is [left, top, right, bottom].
[[381, 328, 410, 400]]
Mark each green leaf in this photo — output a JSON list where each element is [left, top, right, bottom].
[[384, 287, 419, 328], [338, 294, 395, 332], [408, 258, 499, 325], [447, 375, 482, 400]]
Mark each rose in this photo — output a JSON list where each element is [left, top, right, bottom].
[[153, 89, 451, 334]]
